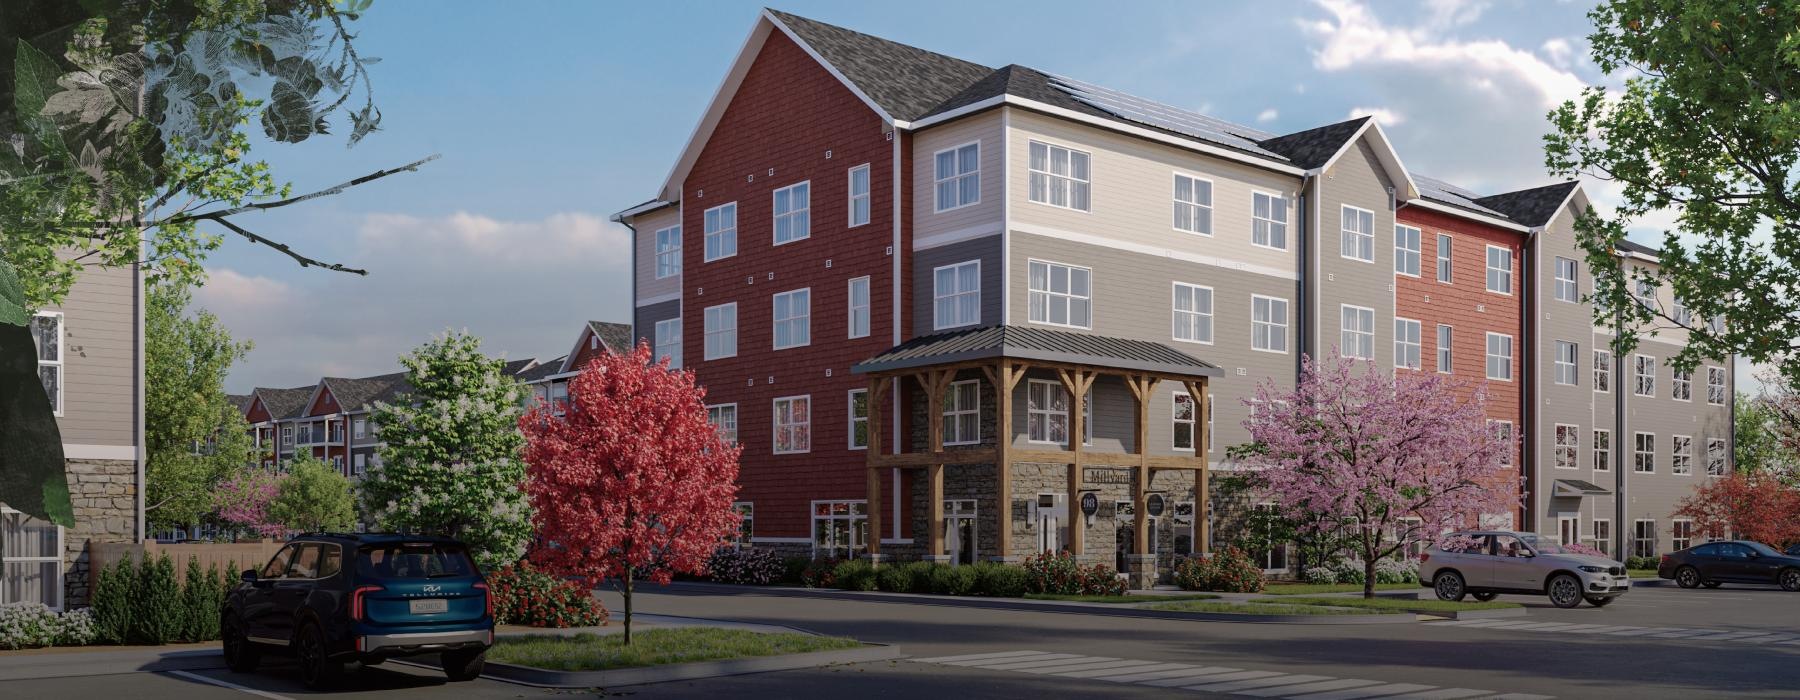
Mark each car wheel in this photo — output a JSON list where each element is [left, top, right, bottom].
[[442, 647, 487, 682], [1472, 592, 1498, 602], [221, 615, 260, 673], [1584, 595, 1615, 607], [1780, 568, 1800, 593], [296, 622, 344, 689], [1702, 581, 1722, 589], [1547, 574, 1583, 609], [1675, 566, 1701, 589], [1433, 571, 1467, 602]]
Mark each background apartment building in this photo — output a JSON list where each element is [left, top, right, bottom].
[[613, 10, 1730, 576]]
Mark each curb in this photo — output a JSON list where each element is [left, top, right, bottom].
[[1630, 578, 1670, 588], [403, 643, 902, 688], [1427, 606, 1529, 620], [662, 581, 1415, 625]]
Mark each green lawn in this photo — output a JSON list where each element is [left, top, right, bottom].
[[1260, 583, 1418, 596], [1144, 600, 1402, 616], [487, 628, 862, 671], [1250, 596, 1521, 613], [1628, 569, 1659, 579], [1024, 593, 1221, 604]]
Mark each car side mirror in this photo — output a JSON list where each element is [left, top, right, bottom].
[[1747, 551, 1761, 559], [241, 569, 258, 583]]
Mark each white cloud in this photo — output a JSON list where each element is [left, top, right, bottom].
[[1256, 108, 1280, 123], [1348, 106, 1405, 126], [211, 211, 632, 391], [1420, 0, 1489, 30], [1541, 37, 1575, 70]]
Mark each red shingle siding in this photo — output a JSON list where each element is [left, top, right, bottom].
[[682, 30, 898, 541], [1396, 206, 1526, 521]]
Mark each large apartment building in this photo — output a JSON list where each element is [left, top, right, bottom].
[[611, 10, 1731, 580]]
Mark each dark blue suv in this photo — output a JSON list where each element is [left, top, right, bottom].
[[221, 533, 494, 687]]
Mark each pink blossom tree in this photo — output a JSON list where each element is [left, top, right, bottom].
[[213, 468, 286, 539], [519, 343, 741, 643], [1242, 351, 1518, 598]]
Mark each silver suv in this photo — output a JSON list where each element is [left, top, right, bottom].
[[1420, 531, 1630, 608]]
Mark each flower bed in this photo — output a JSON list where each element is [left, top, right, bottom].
[[488, 562, 608, 628]]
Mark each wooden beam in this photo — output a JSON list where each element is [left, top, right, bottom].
[[994, 360, 1016, 560], [1059, 369, 1094, 556], [923, 368, 953, 560], [1195, 377, 1210, 556], [869, 449, 998, 467], [1131, 375, 1153, 558], [865, 376, 888, 559]]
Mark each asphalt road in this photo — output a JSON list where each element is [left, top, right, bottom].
[[6, 580, 1797, 699]]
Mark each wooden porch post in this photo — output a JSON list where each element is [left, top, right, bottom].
[[1059, 369, 1096, 556], [1126, 375, 1158, 557], [983, 361, 1023, 561], [1185, 378, 1211, 556], [865, 376, 890, 561], [917, 369, 954, 560]]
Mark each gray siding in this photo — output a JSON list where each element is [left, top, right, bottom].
[[912, 235, 1002, 336], [1313, 137, 1398, 370], [45, 261, 138, 447], [633, 298, 681, 347], [1535, 204, 1607, 540], [633, 206, 682, 304]]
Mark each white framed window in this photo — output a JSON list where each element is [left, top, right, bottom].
[[848, 164, 871, 227], [1554, 341, 1578, 386], [1436, 324, 1453, 373], [1706, 438, 1728, 476], [1593, 519, 1612, 556], [1634, 354, 1656, 397], [1394, 318, 1421, 369], [1025, 380, 1090, 445], [1554, 257, 1579, 302], [703, 202, 737, 262], [1673, 296, 1693, 327], [848, 390, 868, 450], [732, 502, 754, 543], [1672, 368, 1692, 401], [1172, 392, 1197, 451], [1206, 394, 1214, 453], [281, 425, 293, 446], [1634, 278, 1658, 308], [654, 318, 682, 368], [352, 453, 366, 476], [549, 382, 569, 417], [1706, 366, 1726, 405], [1671, 519, 1694, 551], [1554, 424, 1579, 470], [773, 395, 812, 454], [1672, 435, 1694, 475], [1028, 140, 1091, 211], [1632, 519, 1657, 558], [1340, 205, 1374, 262], [1436, 233, 1453, 283], [703, 303, 737, 360], [654, 225, 682, 279], [1252, 191, 1288, 250], [1395, 224, 1421, 276], [30, 312, 62, 416], [1340, 305, 1374, 360], [942, 380, 980, 446], [772, 181, 811, 245], [933, 261, 981, 330], [847, 277, 871, 339], [707, 403, 738, 445], [1251, 295, 1288, 353], [1634, 432, 1656, 473], [772, 288, 812, 350], [1028, 260, 1092, 329], [1491, 420, 1515, 465], [1486, 332, 1513, 381], [1594, 429, 1612, 472], [1, 507, 64, 609], [1172, 173, 1213, 234], [1172, 283, 1214, 344], [1594, 350, 1612, 393], [1252, 503, 1291, 572], [353, 419, 366, 439], [934, 142, 980, 212], [1485, 245, 1513, 294], [811, 500, 867, 559]]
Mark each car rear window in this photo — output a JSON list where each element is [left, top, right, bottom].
[[356, 543, 476, 579]]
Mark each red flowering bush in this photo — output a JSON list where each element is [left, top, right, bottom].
[[1173, 546, 1265, 593], [486, 562, 608, 628], [800, 559, 841, 588], [1021, 552, 1126, 596], [704, 547, 785, 585]]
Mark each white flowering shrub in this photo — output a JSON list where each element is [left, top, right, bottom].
[[1374, 557, 1420, 584], [56, 608, 97, 645], [0, 603, 95, 649], [1304, 567, 1339, 585]]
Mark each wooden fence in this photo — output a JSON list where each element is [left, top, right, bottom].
[[93, 540, 286, 579]]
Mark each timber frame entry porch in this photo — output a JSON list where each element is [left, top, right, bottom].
[[850, 325, 1222, 582]]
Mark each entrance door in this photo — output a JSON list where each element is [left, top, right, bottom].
[[1035, 494, 1065, 553], [1557, 515, 1580, 549], [945, 500, 977, 566]]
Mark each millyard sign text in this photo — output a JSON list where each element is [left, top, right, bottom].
[[1083, 468, 1131, 484]]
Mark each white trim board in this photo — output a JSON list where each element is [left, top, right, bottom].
[[62, 444, 138, 461], [915, 222, 1003, 251], [1011, 222, 1300, 281], [636, 291, 682, 307]]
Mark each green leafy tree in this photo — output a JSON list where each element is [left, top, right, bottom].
[[1546, 0, 1800, 383], [269, 454, 355, 533], [362, 331, 532, 570], [0, 260, 70, 526], [1736, 392, 1790, 478], [145, 280, 253, 530]]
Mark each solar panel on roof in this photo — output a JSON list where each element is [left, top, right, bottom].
[[1413, 174, 1509, 218], [1046, 74, 1288, 160]]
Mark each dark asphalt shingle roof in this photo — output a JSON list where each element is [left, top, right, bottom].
[[1413, 174, 1510, 219], [1615, 238, 1660, 256], [768, 9, 995, 122], [226, 394, 253, 414], [501, 358, 537, 377], [851, 325, 1222, 377], [323, 372, 410, 413], [254, 386, 317, 421], [1474, 181, 1579, 228], [588, 321, 633, 354], [1255, 117, 1370, 170], [517, 356, 568, 383]]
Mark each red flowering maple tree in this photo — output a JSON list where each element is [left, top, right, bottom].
[[1673, 472, 1800, 549], [519, 343, 741, 643], [1242, 351, 1518, 598]]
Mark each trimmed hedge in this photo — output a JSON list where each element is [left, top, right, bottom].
[[1172, 546, 1265, 593], [487, 562, 608, 628], [1022, 552, 1127, 596], [90, 554, 236, 645], [704, 547, 785, 585]]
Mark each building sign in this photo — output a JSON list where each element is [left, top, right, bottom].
[[1146, 493, 1166, 517], [1079, 492, 1099, 518], [1083, 468, 1131, 485]]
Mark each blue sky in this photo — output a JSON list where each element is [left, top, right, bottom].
[[211, 0, 1635, 391]]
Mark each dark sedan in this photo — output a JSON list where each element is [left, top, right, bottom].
[[1658, 540, 1800, 591]]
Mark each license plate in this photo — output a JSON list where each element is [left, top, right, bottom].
[[409, 599, 448, 615]]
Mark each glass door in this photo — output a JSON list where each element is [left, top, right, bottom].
[[945, 500, 977, 565]]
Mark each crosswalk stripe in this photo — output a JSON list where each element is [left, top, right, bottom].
[[1780, 639, 1800, 645], [1381, 688, 1496, 699], [1506, 623, 1577, 631], [912, 650, 1047, 663], [1238, 679, 1388, 697], [945, 652, 1078, 667], [1288, 682, 1437, 700], [1184, 673, 1334, 693], [1137, 666, 1249, 686], [1085, 663, 1195, 681], [1486, 694, 1556, 699], [1022, 659, 1153, 675], [1736, 634, 1796, 644], [1687, 631, 1764, 641], [1546, 624, 1604, 633], [1470, 620, 1536, 629], [1172, 670, 1288, 688], [1604, 627, 1666, 636], [1054, 660, 1170, 678], [1094, 665, 1221, 683], [976, 655, 1113, 671]]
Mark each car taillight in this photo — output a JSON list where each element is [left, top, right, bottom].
[[1419, 552, 1430, 563], [351, 585, 383, 621], [1660, 554, 1671, 565], [473, 582, 492, 618]]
